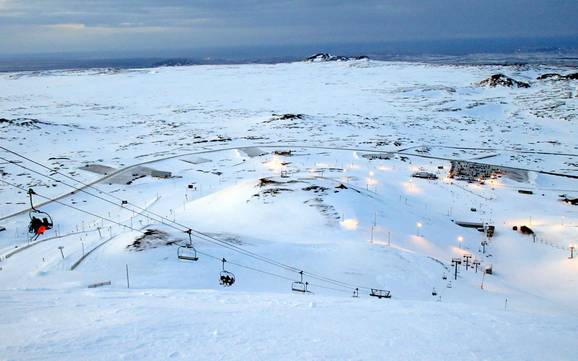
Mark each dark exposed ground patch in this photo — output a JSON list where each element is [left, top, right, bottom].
[[127, 229, 178, 251]]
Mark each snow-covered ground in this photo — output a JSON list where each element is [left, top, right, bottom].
[[0, 60, 577, 360]]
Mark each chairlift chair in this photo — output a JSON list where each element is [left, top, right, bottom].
[[352, 287, 359, 298], [432, 287, 437, 296], [369, 288, 391, 299], [291, 271, 310, 293], [177, 229, 199, 262], [27, 189, 53, 241], [219, 258, 235, 287]]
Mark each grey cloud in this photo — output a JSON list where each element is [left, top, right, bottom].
[[0, 0, 576, 55]]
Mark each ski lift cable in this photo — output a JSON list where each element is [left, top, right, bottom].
[[0, 155, 301, 273], [5, 177, 359, 294], [1, 153, 373, 291], [0, 149, 375, 291], [1, 178, 147, 235], [1, 178, 364, 294], [2, 179, 298, 287], [0, 150, 364, 288], [197, 250, 351, 294], [0, 153, 301, 270], [196, 250, 296, 282]]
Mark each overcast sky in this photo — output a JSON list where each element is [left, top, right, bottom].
[[0, 0, 577, 56]]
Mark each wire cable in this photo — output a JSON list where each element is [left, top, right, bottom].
[[4, 177, 366, 295], [0, 147, 383, 292]]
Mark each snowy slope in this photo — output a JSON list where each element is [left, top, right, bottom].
[[0, 60, 577, 360]]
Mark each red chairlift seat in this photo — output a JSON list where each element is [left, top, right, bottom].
[[27, 189, 53, 240]]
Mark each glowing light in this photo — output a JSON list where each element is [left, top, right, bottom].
[[340, 218, 359, 231], [345, 163, 361, 171], [451, 246, 469, 256], [366, 177, 378, 186], [263, 156, 286, 173], [417, 222, 423, 228], [486, 178, 503, 188], [402, 181, 421, 194], [408, 235, 434, 252], [377, 165, 392, 172]]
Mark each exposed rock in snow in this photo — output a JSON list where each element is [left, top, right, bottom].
[[537, 72, 578, 81], [478, 74, 530, 88], [305, 53, 369, 62], [127, 229, 178, 251], [153, 58, 200, 67], [0, 117, 48, 128], [271, 113, 304, 121]]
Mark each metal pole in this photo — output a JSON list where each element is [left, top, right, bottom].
[[58, 246, 64, 259], [126, 264, 130, 289]]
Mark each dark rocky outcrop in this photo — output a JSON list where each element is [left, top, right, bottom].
[[127, 229, 177, 251], [305, 53, 369, 62], [478, 74, 530, 88], [537, 72, 578, 81], [272, 113, 304, 120], [153, 58, 200, 67], [0, 117, 48, 128]]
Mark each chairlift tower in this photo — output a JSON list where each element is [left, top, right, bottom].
[[451, 258, 462, 280], [463, 254, 472, 270], [481, 240, 488, 254], [472, 259, 481, 273]]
